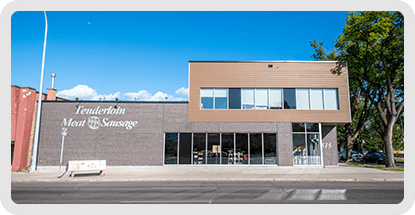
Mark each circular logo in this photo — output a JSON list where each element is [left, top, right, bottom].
[[88, 116, 100, 129]]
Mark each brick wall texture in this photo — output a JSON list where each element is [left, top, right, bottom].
[[38, 102, 338, 166]]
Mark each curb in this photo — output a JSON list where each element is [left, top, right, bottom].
[[11, 178, 404, 182]]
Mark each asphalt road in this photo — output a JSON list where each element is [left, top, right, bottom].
[[11, 181, 403, 204]]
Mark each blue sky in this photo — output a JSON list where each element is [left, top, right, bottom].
[[11, 11, 349, 101]]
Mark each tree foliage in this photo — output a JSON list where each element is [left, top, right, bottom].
[[310, 11, 404, 167]]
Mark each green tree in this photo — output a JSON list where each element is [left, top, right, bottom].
[[310, 40, 372, 163], [310, 11, 404, 167]]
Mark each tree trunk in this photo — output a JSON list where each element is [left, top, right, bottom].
[[383, 122, 396, 168], [345, 124, 353, 163]]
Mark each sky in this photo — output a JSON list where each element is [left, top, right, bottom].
[[11, 11, 350, 101]]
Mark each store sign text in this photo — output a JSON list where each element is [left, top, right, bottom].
[[61, 106, 138, 130]]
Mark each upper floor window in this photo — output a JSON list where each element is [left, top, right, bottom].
[[200, 88, 228, 109], [200, 88, 338, 110]]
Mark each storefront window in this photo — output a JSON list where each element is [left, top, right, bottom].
[[250, 133, 262, 164], [292, 123, 321, 165], [207, 133, 220, 164], [164, 133, 178, 164], [264, 133, 277, 165], [193, 133, 206, 165], [235, 133, 249, 165], [221, 133, 234, 165], [179, 133, 192, 164]]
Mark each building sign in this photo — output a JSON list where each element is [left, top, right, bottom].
[[61, 106, 138, 130]]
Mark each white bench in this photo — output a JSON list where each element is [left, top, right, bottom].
[[68, 160, 106, 178]]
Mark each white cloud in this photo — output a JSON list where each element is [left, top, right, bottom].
[[124, 90, 152, 101], [175, 87, 189, 97], [57, 85, 187, 101], [57, 85, 121, 101], [56, 85, 97, 100]]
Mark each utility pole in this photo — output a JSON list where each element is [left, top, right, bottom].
[[30, 11, 48, 172]]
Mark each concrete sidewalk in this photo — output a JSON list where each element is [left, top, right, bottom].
[[11, 164, 404, 182]]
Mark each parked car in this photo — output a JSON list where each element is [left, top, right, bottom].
[[363, 152, 396, 164], [339, 150, 363, 162]]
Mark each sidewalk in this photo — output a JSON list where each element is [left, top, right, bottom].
[[11, 164, 404, 182]]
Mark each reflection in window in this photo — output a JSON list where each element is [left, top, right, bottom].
[[214, 88, 228, 109], [292, 123, 306, 132], [264, 133, 277, 165], [193, 133, 206, 165], [293, 134, 306, 165], [221, 133, 234, 165], [306, 123, 319, 132], [201, 88, 213, 109], [207, 133, 220, 164], [292, 123, 321, 166], [284, 88, 296, 109], [165, 133, 178, 164], [242, 89, 255, 109], [307, 133, 321, 165], [250, 133, 262, 164], [236, 133, 249, 165], [229, 88, 241, 109], [179, 133, 191, 164]]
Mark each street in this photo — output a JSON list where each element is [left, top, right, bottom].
[[11, 181, 403, 204]]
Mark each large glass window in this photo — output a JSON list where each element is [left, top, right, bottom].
[[179, 133, 192, 164], [293, 134, 307, 165], [264, 133, 277, 165], [235, 133, 249, 165], [250, 133, 262, 164], [269, 89, 283, 109], [296, 89, 310, 110], [283, 88, 296, 109], [207, 133, 220, 164], [292, 123, 321, 166], [324, 89, 338, 110], [307, 133, 321, 165], [310, 89, 324, 110], [165, 133, 178, 164], [229, 88, 241, 109], [214, 88, 228, 109], [242, 89, 255, 109], [201, 88, 213, 109], [221, 133, 234, 165], [193, 133, 206, 165], [255, 89, 268, 109]]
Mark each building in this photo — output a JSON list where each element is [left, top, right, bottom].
[[11, 80, 66, 171], [35, 61, 350, 168]]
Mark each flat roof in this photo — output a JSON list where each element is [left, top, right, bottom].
[[188, 60, 342, 63], [42, 100, 188, 104]]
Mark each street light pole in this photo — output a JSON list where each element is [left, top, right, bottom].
[[30, 11, 48, 172]]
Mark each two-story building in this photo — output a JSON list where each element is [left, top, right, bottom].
[[35, 61, 350, 167]]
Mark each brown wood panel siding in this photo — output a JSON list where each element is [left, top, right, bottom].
[[189, 62, 351, 123]]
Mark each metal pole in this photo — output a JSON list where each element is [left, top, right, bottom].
[[30, 11, 48, 172]]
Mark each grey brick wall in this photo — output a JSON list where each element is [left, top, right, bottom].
[[38, 102, 337, 166], [322, 125, 338, 166]]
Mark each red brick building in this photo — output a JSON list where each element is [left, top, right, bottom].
[[11, 85, 65, 171]]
